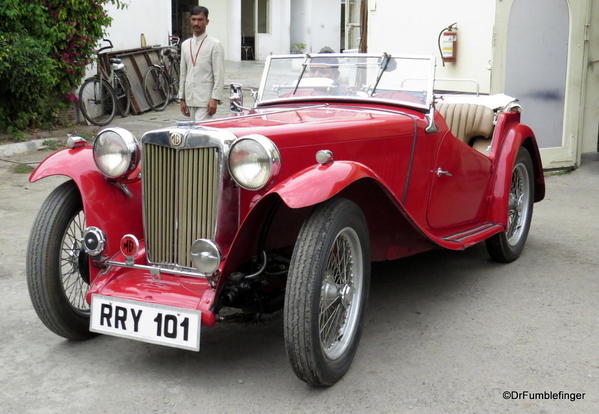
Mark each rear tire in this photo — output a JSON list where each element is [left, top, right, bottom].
[[143, 66, 170, 111], [26, 181, 94, 340], [486, 147, 535, 263], [78, 77, 116, 126], [284, 199, 370, 386]]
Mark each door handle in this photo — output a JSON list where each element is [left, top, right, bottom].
[[435, 168, 453, 177]]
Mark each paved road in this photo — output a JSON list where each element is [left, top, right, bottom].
[[0, 149, 597, 413]]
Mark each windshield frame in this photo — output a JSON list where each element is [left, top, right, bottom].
[[256, 53, 436, 111]]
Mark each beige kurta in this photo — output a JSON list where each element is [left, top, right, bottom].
[[178, 33, 224, 107]]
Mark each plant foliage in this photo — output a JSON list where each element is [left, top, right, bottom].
[[0, 0, 124, 131]]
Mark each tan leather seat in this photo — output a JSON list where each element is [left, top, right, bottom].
[[437, 103, 494, 154]]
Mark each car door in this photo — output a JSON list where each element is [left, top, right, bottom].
[[426, 133, 492, 229]]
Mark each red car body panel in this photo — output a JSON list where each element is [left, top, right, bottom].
[[30, 148, 144, 285], [29, 99, 545, 327]]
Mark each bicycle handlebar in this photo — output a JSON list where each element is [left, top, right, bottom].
[[169, 35, 181, 47], [97, 38, 114, 54]]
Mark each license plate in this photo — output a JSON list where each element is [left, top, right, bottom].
[[90, 295, 201, 351]]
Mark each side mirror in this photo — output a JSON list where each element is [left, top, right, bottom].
[[230, 83, 243, 112]]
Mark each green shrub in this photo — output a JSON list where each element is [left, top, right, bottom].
[[0, 0, 123, 133]]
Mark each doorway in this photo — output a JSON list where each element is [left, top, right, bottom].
[[241, 0, 256, 60], [504, 0, 569, 149], [171, 0, 198, 41]]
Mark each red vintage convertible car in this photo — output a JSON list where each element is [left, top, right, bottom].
[[27, 53, 544, 386]]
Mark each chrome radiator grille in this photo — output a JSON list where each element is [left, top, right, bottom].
[[142, 143, 219, 268]]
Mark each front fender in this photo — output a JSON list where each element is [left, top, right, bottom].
[[268, 161, 384, 209], [30, 147, 143, 280]]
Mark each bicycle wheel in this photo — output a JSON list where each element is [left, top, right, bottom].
[[169, 60, 180, 101], [113, 71, 131, 117], [78, 77, 116, 126], [143, 66, 170, 111]]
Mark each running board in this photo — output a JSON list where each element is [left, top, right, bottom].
[[441, 222, 504, 249]]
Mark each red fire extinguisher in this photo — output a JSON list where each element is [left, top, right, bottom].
[[438, 23, 458, 66]]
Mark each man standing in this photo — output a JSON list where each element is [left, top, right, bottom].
[[178, 6, 224, 121]]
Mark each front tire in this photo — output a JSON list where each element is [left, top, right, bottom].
[[486, 147, 535, 262], [26, 181, 93, 340], [284, 199, 370, 386]]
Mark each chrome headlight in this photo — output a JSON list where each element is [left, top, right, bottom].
[[190, 239, 221, 274], [93, 127, 139, 179], [228, 134, 281, 190]]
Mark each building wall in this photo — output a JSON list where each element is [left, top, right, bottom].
[[104, 0, 172, 50], [581, 0, 599, 153], [255, 0, 291, 60], [200, 0, 241, 61], [367, 0, 496, 93], [291, 0, 341, 53], [290, 0, 309, 52]]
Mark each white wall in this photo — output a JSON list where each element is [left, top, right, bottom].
[[256, 0, 291, 60], [104, 0, 172, 50], [290, 0, 309, 52], [83, 0, 171, 81], [581, 0, 599, 153], [368, 0, 495, 93], [291, 0, 341, 53], [200, 0, 241, 61]]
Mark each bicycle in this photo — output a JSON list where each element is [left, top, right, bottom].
[[78, 39, 132, 126], [143, 36, 180, 111]]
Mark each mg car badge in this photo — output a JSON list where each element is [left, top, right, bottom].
[[120, 234, 139, 265], [170, 132, 184, 147]]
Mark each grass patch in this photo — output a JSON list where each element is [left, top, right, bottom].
[[43, 139, 64, 151], [12, 163, 34, 174]]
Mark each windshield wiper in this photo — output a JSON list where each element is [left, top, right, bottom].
[[292, 54, 313, 95], [370, 53, 391, 97]]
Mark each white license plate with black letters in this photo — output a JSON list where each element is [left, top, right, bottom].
[[90, 295, 201, 351]]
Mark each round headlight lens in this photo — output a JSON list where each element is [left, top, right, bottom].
[[228, 135, 280, 190], [93, 128, 139, 179]]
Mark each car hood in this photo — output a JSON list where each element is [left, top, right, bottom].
[[199, 103, 423, 148]]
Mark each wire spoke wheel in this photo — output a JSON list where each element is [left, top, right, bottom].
[[143, 66, 170, 111], [78, 77, 116, 126], [59, 210, 90, 314], [506, 162, 531, 246], [318, 228, 363, 360]]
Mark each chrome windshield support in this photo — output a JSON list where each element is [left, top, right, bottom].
[[425, 103, 438, 134]]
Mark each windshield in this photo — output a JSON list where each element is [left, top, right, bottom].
[[257, 54, 435, 109]]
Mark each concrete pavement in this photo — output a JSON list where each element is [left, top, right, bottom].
[[0, 146, 597, 412]]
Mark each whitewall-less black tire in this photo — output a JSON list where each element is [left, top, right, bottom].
[[284, 198, 370, 386], [26, 181, 94, 340]]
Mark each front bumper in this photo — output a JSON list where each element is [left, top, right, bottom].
[[86, 245, 217, 327]]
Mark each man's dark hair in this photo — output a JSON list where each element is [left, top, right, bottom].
[[190, 5, 209, 18]]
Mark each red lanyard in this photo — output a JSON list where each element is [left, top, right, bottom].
[[190, 35, 207, 67]]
